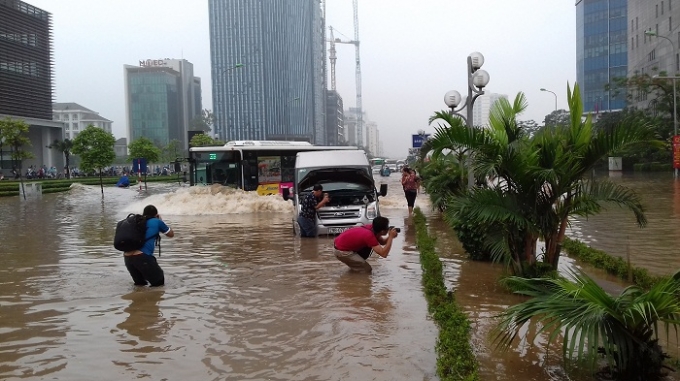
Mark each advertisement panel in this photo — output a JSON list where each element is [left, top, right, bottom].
[[258, 156, 282, 184]]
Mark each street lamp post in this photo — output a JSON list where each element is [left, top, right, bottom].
[[654, 74, 679, 178], [540, 88, 558, 111], [285, 97, 301, 141], [443, 52, 491, 188], [646, 29, 679, 178], [215, 63, 244, 140], [222, 63, 244, 73]]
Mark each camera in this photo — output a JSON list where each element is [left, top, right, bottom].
[[389, 226, 401, 233]]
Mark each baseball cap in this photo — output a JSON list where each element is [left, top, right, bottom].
[[313, 184, 323, 191]]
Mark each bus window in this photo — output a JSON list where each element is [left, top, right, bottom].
[[211, 162, 241, 188]]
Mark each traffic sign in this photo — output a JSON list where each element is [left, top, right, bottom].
[[412, 134, 430, 148]]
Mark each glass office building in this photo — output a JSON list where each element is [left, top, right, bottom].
[[124, 59, 202, 150], [209, 0, 326, 144], [576, 0, 628, 113]]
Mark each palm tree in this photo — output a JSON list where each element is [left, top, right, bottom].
[[427, 85, 656, 273], [48, 139, 73, 179], [495, 271, 680, 380], [415, 152, 466, 212]]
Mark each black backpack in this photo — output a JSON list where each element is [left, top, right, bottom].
[[113, 214, 150, 252]]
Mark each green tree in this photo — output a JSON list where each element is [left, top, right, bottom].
[[47, 139, 73, 179], [496, 271, 680, 380], [0, 118, 34, 198], [189, 109, 214, 133], [159, 139, 183, 163], [542, 109, 570, 128], [128, 136, 161, 164], [609, 73, 675, 154], [517, 119, 541, 138], [427, 85, 655, 274], [190, 133, 218, 147], [72, 125, 116, 196]]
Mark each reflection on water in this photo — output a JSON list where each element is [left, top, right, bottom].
[[2, 172, 676, 380], [569, 173, 680, 276]]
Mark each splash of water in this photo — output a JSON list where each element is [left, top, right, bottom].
[[122, 184, 294, 215]]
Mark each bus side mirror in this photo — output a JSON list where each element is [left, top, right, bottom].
[[379, 184, 388, 197], [282, 187, 290, 201]]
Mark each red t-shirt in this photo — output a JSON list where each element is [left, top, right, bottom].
[[334, 225, 379, 252]]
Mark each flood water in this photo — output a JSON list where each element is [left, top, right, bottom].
[[0, 172, 678, 380]]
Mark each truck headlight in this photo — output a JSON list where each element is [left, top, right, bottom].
[[366, 202, 378, 219]]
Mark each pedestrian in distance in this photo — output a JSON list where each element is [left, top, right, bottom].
[[401, 166, 420, 216], [123, 205, 174, 287], [333, 216, 399, 273], [297, 183, 330, 237]]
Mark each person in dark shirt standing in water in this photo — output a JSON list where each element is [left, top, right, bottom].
[[297, 183, 329, 237], [333, 216, 398, 273]]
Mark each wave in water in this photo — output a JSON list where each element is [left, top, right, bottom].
[[123, 184, 294, 215]]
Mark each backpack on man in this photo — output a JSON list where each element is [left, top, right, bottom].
[[114, 214, 151, 252]]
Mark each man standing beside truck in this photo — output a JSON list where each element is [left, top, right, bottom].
[[297, 183, 330, 237]]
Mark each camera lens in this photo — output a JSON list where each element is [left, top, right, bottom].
[[395, 228, 401, 233]]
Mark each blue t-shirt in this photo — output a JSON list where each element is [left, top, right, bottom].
[[141, 218, 170, 256]]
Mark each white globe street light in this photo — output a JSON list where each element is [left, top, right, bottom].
[[443, 52, 491, 187], [444, 90, 462, 108], [472, 70, 490, 88]]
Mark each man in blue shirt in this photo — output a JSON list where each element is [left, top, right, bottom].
[[123, 204, 174, 287], [297, 184, 329, 237]]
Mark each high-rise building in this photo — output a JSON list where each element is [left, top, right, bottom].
[[52, 103, 112, 140], [365, 121, 379, 157], [344, 107, 363, 146], [628, 1, 680, 81], [325, 90, 344, 145], [472, 93, 508, 127], [576, 0, 628, 113], [208, 0, 326, 144], [124, 58, 202, 150], [0, 0, 63, 170]]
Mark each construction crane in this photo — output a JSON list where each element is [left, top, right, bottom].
[[327, 26, 355, 91], [326, 0, 363, 146], [352, 0, 363, 148]]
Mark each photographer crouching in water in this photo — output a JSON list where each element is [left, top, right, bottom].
[[333, 216, 399, 273]]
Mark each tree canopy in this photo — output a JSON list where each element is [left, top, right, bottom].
[[47, 139, 74, 178], [72, 125, 116, 195], [0, 117, 34, 164], [189, 109, 215, 133], [190, 133, 224, 147], [128, 136, 161, 163]]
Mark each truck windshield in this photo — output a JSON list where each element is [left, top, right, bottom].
[[301, 182, 372, 192]]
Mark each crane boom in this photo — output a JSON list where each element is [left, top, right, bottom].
[[329, 27, 337, 91], [353, 0, 363, 147]]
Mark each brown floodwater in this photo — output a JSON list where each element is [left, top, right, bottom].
[[0, 172, 678, 380]]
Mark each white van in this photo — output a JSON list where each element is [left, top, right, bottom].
[[282, 150, 388, 235]]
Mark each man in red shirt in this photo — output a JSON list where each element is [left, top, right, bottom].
[[333, 216, 399, 272]]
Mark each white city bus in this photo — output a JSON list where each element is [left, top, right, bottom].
[[188, 140, 357, 195]]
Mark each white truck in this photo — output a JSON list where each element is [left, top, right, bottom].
[[282, 150, 388, 235]]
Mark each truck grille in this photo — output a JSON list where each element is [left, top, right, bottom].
[[318, 208, 362, 220]]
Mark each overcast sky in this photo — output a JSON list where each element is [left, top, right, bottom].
[[28, 0, 575, 158]]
